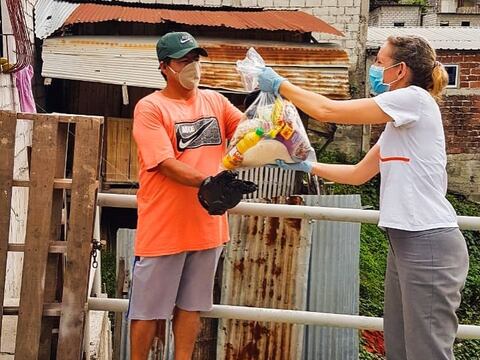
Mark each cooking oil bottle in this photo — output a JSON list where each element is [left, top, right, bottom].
[[222, 128, 264, 169]]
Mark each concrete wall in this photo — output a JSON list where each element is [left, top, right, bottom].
[[369, 5, 422, 26], [423, 12, 480, 25], [1, 1, 36, 357]]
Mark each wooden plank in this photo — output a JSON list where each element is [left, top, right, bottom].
[[105, 117, 119, 181], [129, 128, 139, 182], [105, 118, 131, 182], [0, 111, 17, 348], [39, 121, 69, 360], [113, 258, 126, 360], [3, 303, 62, 317], [8, 241, 67, 253], [18, 112, 104, 124], [15, 116, 59, 360], [57, 117, 102, 359], [13, 178, 73, 189]]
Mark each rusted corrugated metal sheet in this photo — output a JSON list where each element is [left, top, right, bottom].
[[302, 195, 361, 360], [219, 196, 313, 359], [63, 4, 344, 36], [42, 36, 351, 98]]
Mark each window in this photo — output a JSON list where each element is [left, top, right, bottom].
[[461, 0, 476, 7], [444, 65, 459, 88], [394, 22, 405, 27], [461, 21, 471, 26], [440, 21, 450, 26]]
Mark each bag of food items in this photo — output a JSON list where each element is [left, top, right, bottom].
[[222, 48, 316, 170]]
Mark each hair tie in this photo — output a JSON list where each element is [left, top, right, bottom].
[[434, 60, 442, 69]]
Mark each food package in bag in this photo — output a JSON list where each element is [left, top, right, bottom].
[[221, 48, 316, 170]]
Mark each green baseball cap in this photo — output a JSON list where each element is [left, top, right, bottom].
[[156, 32, 208, 61]]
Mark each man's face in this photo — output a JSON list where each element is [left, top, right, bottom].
[[168, 51, 200, 73]]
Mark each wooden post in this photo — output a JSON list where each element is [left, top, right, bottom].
[[1, 112, 103, 359], [15, 117, 59, 359], [39, 120, 68, 359], [113, 258, 126, 360], [57, 118, 102, 359], [0, 112, 18, 347]]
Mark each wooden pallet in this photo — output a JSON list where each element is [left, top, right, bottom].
[[0, 111, 103, 359]]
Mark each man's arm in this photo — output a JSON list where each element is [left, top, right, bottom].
[[149, 158, 206, 188]]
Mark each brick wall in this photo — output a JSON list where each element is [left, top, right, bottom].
[[441, 94, 480, 155], [369, 5, 422, 26], [439, 51, 480, 88]]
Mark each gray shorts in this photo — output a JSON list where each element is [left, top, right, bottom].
[[127, 246, 223, 320]]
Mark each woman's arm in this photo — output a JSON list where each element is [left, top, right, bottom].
[[280, 82, 392, 125], [311, 144, 380, 185]]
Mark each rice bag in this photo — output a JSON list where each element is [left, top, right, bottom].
[[221, 48, 316, 170]]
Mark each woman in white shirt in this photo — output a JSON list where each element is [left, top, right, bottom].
[[258, 35, 469, 360]]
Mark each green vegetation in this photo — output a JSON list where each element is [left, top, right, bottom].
[[317, 150, 480, 358]]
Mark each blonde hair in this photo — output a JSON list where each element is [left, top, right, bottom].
[[387, 35, 448, 101]]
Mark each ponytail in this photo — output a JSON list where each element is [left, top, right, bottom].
[[429, 62, 449, 102], [387, 35, 448, 103]]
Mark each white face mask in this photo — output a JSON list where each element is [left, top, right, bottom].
[[168, 61, 201, 90]]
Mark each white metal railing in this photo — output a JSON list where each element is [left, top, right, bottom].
[[97, 193, 480, 230], [87, 298, 480, 340], [93, 192, 480, 340]]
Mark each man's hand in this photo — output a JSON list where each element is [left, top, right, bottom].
[[258, 67, 286, 96], [198, 170, 257, 215]]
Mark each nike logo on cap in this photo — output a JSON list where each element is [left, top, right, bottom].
[[180, 36, 192, 44]]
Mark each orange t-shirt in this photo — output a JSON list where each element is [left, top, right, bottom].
[[132, 89, 242, 256]]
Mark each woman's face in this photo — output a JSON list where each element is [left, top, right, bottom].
[[375, 42, 404, 87]]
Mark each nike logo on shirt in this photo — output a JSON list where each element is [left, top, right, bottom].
[[176, 117, 221, 151]]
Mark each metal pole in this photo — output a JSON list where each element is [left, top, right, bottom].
[[97, 193, 480, 230], [87, 297, 480, 340]]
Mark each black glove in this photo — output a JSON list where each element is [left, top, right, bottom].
[[198, 170, 257, 215]]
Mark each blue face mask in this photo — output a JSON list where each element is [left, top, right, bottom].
[[369, 63, 401, 95]]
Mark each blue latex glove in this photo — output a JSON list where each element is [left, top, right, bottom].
[[258, 67, 286, 96], [276, 160, 313, 174]]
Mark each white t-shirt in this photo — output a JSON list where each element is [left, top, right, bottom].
[[373, 85, 458, 231]]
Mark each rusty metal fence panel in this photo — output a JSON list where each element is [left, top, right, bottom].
[[218, 196, 313, 359], [302, 195, 361, 360], [237, 168, 297, 199]]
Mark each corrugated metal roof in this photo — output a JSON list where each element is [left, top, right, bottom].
[[63, 3, 344, 36], [302, 195, 361, 360], [35, 0, 80, 39], [42, 36, 351, 98], [368, 26, 480, 50], [219, 196, 313, 359]]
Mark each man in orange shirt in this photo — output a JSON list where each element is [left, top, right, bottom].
[[129, 32, 256, 359]]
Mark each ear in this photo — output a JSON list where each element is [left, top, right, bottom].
[[159, 61, 169, 77], [399, 62, 408, 80]]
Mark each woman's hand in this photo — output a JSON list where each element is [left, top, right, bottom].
[[276, 160, 313, 173], [258, 67, 285, 96]]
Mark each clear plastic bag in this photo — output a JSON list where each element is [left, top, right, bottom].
[[221, 48, 316, 170]]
